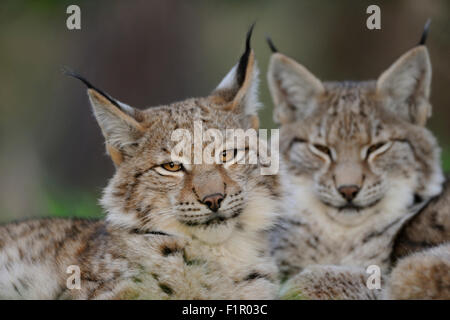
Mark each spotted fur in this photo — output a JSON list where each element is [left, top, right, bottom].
[[268, 44, 444, 278], [280, 264, 384, 300], [387, 243, 450, 299], [0, 30, 283, 299], [392, 174, 450, 261]]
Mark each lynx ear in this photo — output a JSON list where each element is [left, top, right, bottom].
[[65, 70, 144, 165], [212, 25, 261, 128], [266, 39, 324, 125], [376, 46, 432, 126]]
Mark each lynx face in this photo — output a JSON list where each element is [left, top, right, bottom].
[[69, 31, 280, 244], [101, 101, 273, 244], [268, 46, 444, 226]]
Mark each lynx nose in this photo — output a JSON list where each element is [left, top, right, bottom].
[[338, 185, 360, 202], [202, 193, 224, 212]]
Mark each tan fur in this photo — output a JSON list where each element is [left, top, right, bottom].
[[268, 45, 444, 278], [280, 244, 450, 300], [106, 144, 123, 166], [387, 243, 450, 299], [88, 89, 145, 132], [280, 265, 384, 300], [392, 174, 450, 261], [249, 114, 259, 130], [0, 44, 283, 299]]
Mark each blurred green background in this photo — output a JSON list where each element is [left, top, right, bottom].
[[0, 0, 449, 222]]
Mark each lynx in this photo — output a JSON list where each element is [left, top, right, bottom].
[[0, 28, 283, 299], [267, 28, 444, 279]]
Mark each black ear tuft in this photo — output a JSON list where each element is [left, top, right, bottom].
[[62, 66, 122, 110], [62, 66, 95, 89], [265, 35, 278, 53], [236, 23, 255, 87], [419, 18, 431, 46]]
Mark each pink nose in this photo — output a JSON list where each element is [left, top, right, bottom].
[[202, 193, 224, 212], [338, 185, 360, 202]]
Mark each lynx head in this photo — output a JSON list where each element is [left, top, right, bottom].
[[267, 26, 443, 226], [67, 27, 281, 244]]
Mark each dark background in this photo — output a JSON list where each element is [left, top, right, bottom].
[[0, 0, 449, 222]]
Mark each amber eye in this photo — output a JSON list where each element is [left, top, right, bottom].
[[313, 144, 332, 157], [161, 162, 183, 172], [221, 149, 237, 163], [367, 142, 386, 157]]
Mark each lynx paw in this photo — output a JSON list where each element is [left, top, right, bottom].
[[280, 265, 383, 300], [387, 243, 450, 300]]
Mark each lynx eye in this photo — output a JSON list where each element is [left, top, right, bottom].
[[366, 142, 387, 157], [161, 162, 183, 172], [290, 137, 306, 148], [313, 144, 332, 158], [221, 149, 238, 163]]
